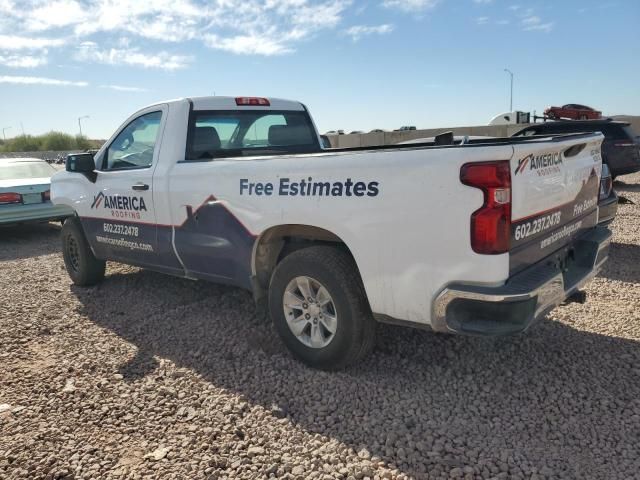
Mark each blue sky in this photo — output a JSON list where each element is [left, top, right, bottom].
[[0, 0, 638, 139]]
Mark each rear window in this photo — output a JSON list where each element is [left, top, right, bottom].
[[0, 161, 55, 181], [186, 110, 320, 160], [603, 125, 637, 141]]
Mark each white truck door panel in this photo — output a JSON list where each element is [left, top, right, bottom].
[[77, 106, 176, 271]]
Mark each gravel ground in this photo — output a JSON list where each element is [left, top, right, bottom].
[[1, 175, 639, 480]]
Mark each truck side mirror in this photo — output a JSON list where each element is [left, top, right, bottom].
[[66, 153, 97, 182]]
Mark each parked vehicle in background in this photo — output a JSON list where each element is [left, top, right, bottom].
[[52, 96, 611, 370], [320, 135, 332, 149], [396, 126, 416, 131], [513, 120, 640, 178], [325, 130, 344, 135], [349, 131, 364, 135], [369, 129, 387, 133], [0, 158, 74, 225], [544, 104, 602, 121], [489, 111, 531, 126]]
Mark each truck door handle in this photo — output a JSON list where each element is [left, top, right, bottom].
[[132, 183, 149, 191]]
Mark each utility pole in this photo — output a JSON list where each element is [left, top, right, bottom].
[[2, 126, 11, 141], [78, 115, 89, 137], [504, 68, 514, 112], [20, 122, 25, 136]]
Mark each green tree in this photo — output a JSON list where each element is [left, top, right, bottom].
[[75, 135, 91, 150], [6, 135, 43, 152], [42, 131, 75, 151]]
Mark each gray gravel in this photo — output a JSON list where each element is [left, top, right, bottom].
[[1, 174, 640, 480]]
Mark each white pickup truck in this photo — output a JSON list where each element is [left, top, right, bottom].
[[52, 96, 611, 370]]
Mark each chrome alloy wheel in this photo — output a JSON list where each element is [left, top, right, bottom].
[[283, 276, 338, 348]]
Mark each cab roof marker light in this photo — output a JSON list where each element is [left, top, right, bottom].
[[235, 97, 270, 106]]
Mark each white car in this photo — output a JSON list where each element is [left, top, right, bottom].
[[0, 158, 73, 225], [52, 96, 611, 369]]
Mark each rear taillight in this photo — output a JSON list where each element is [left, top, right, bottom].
[[460, 161, 511, 255], [0, 192, 22, 205], [600, 164, 613, 200]]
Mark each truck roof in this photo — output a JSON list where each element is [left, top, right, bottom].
[[141, 96, 307, 112]]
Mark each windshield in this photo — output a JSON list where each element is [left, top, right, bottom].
[[186, 110, 320, 160], [0, 161, 55, 181]]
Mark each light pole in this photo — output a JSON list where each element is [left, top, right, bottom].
[[504, 68, 514, 112], [2, 126, 11, 141], [78, 115, 89, 137]]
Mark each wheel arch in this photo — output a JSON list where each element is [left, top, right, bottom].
[[250, 224, 368, 306]]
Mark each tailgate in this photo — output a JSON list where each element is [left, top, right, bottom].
[[509, 133, 604, 273]]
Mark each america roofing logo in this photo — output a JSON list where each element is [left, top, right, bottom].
[[90, 191, 147, 219], [515, 152, 562, 176], [91, 191, 105, 209], [514, 154, 532, 175]]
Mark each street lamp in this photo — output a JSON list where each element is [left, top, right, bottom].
[[78, 115, 89, 137], [504, 68, 514, 112], [2, 126, 11, 141]]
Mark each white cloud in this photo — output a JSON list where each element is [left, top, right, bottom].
[[476, 16, 489, 25], [523, 21, 553, 32], [203, 33, 293, 56], [473, 0, 493, 4], [25, 0, 88, 31], [0, 54, 48, 68], [0, 0, 356, 63], [521, 15, 541, 26], [521, 14, 553, 32], [100, 84, 148, 92], [75, 43, 192, 70], [345, 24, 394, 41], [0, 34, 66, 50], [381, 0, 440, 12], [0, 75, 88, 87]]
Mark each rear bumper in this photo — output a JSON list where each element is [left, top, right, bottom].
[[0, 202, 74, 225], [432, 227, 612, 336]]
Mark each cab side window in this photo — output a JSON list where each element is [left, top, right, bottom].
[[103, 111, 162, 170]]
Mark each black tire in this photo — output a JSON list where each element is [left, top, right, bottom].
[[61, 217, 106, 286], [268, 246, 376, 370]]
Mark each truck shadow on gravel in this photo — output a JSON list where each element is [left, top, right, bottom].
[[598, 242, 640, 282], [0, 222, 61, 261], [71, 268, 640, 479], [614, 179, 640, 192]]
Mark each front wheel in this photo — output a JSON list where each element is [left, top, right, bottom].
[[268, 246, 376, 370], [61, 217, 106, 286]]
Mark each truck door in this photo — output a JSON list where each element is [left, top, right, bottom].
[[81, 109, 165, 268]]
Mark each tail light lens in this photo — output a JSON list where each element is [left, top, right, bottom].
[[599, 164, 613, 200], [460, 161, 511, 255], [235, 97, 270, 106], [0, 192, 22, 205]]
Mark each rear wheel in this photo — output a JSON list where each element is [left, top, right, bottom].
[[268, 246, 376, 370], [61, 217, 106, 286]]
